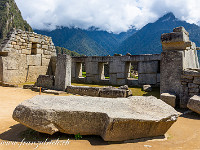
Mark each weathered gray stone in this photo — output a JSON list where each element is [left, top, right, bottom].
[[43, 90, 66, 95], [181, 82, 187, 85], [181, 78, 193, 83], [160, 93, 176, 108], [127, 79, 139, 86], [183, 50, 199, 69], [66, 86, 100, 97], [54, 54, 71, 91], [180, 85, 189, 108], [189, 92, 199, 97], [138, 61, 158, 74], [31, 86, 42, 92], [187, 95, 200, 114], [138, 74, 157, 85], [23, 84, 34, 89], [36, 75, 54, 89], [26, 66, 48, 82], [161, 27, 190, 51], [118, 85, 129, 90], [189, 88, 199, 93], [13, 95, 178, 141], [99, 88, 127, 98], [173, 26, 189, 34], [42, 58, 50, 66], [21, 49, 31, 55], [193, 77, 200, 84], [188, 83, 199, 88], [143, 85, 152, 92], [116, 79, 126, 85], [161, 27, 199, 108], [181, 75, 194, 80], [160, 50, 184, 98], [157, 73, 160, 83], [183, 69, 200, 77], [27, 54, 41, 66]]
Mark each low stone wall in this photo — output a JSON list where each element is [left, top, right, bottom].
[[181, 69, 200, 107], [66, 85, 132, 98], [66, 86, 100, 97]]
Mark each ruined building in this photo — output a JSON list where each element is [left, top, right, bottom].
[[1, 27, 200, 109], [0, 29, 56, 84]]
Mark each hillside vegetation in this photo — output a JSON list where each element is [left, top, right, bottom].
[[0, 0, 32, 43], [55, 46, 81, 56]]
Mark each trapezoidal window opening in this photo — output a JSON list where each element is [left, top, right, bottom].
[[82, 62, 86, 78], [98, 62, 110, 80], [75, 62, 86, 78], [104, 63, 110, 79], [31, 42, 38, 55], [129, 61, 138, 80]]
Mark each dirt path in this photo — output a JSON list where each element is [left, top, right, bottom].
[[0, 86, 200, 150]]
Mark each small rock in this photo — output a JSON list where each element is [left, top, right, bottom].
[[187, 95, 200, 114], [118, 85, 129, 90], [143, 85, 152, 92], [160, 93, 176, 108], [23, 84, 34, 89], [144, 145, 152, 148]]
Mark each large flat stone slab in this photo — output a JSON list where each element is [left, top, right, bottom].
[[187, 95, 200, 114], [13, 95, 178, 141]]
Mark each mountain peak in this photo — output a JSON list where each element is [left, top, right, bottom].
[[158, 12, 176, 22]]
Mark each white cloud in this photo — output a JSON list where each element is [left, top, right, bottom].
[[15, 0, 200, 33]]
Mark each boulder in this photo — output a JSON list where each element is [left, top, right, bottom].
[[13, 95, 178, 141], [187, 95, 200, 114], [143, 85, 152, 92], [118, 85, 129, 90], [160, 93, 176, 108]]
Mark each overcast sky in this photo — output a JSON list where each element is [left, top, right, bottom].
[[15, 0, 200, 33]]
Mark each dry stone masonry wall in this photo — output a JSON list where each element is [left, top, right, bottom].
[[181, 69, 200, 106], [0, 29, 56, 84]]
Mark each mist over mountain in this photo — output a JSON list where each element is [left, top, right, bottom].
[[118, 12, 200, 55], [35, 12, 200, 56], [34, 27, 136, 56]]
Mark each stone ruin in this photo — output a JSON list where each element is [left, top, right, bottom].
[[160, 26, 200, 108], [71, 54, 160, 86], [0, 29, 56, 84], [0, 27, 200, 109], [0, 26, 198, 141]]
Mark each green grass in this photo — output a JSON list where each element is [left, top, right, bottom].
[[82, 72, 86, 77], [72, 83, 160, 98], [82, 72, 110, 79]]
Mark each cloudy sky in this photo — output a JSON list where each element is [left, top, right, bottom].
[[15, 0, 200, 33]]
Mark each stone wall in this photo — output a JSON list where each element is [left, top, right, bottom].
[[181, 69, 200, 107], [0, 29, 56, 84], [71, 54, 161, 86]]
